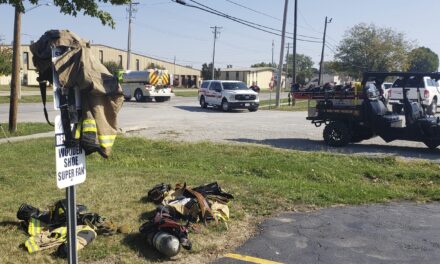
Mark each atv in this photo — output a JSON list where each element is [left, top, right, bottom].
[[293, 72, 440, 149]]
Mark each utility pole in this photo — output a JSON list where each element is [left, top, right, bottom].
[[318, 16, 332, 85], [126, 1, 139, 70], [285, 42, 290, 89], [292, 0, 298, 85], [9, 6, 21, 132], [173, 56, 176, 75], [276, 0, 289, 107], [211, 26, 221, 80], [271, 40, 274, 66]]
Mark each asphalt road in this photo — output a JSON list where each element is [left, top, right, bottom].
[[216, 202, 440, 264], [0, 95, 439, 162]]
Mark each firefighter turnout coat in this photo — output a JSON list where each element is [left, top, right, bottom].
[[30, 30, 124, 157]]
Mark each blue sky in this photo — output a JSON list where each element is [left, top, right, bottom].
[[1, 0, 440, 70]]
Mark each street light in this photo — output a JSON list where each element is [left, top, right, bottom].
[[26, 3, 52, 12]]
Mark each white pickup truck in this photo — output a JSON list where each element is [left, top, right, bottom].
[[198, 80, 259, 112], [388, 76, 440, 115]]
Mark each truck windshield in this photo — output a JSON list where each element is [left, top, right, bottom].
[[392, 78, 425, 88], [222, 82, 248, 90]]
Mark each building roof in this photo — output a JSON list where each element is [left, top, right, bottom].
[[1, 43, 199, 73], [220, 67, 277, 72], [92, 44, 197, 71]]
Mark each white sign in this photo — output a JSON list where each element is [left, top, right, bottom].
[[55, 115, 86, 189]]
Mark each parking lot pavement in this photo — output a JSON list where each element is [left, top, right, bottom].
[[216, 202, 440, 264], [1, 97, 439, 162], [120, 98, 440, 162]]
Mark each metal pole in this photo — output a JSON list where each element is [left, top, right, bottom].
[[211, 26, 221, 80], [292, 0, 298, 84], [126, 2, 132, 70], [318, 16, 331, 86], [9, 6, 21, 133], [276, 0, 289, 107], [66, 186, 78, 264]]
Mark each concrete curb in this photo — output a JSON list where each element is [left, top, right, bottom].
[[0, 126, 148, 145], [0, 131, 54, 144]]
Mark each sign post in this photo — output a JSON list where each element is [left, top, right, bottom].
[[53, 47, 85, 264]]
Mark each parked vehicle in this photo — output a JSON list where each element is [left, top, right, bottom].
[[121, 69, 174, 102], [381, 82, 393, 104], [198, 80, 259, 112], [292, 72, 440, 149], [388, 75, 440, 115]]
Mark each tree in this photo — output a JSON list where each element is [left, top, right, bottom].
[[103, 61, 122, 76], [0, 47, 12, 76], [2, 0, 130, 132], [285, 53, 314, 84], [1, 0, 130, 28], [145, 62, 165, 70], [250, 62, 276, 68], [201, 63, 220, 80], [334, 23, 412, 79], [407, 47, 439, 72]]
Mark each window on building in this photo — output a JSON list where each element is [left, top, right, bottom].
[[226, 72, 229, 80], [22, 52, 29, 70], [235, 72, 239, 80], [136, 59, 140, 70], [99, 50, 103, 63], [118, 55, 123, 68]]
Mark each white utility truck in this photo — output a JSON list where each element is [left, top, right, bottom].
[[121, 69, 174, 102], [388, 76, 440, 115]]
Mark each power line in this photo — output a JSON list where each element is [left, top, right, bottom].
[[174, 0, 321, 43], [224, 0, 322, 40], [224, 0, 282, 22], [324, 43, 367, 70]]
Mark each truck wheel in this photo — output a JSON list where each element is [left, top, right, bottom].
[[249, 107, 258, 112], [323, 122, 351, 147], [221, 99, 230, 112], [392, 104, 403, 114], [155, 97, 168, 102], [135, 89, 145, 102], [424, 140, 439, 150], [427, 98, 437, 115], [200, 96, 208, 108]]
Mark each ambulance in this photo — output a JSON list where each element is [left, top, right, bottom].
[[120, 69, 174, 102]]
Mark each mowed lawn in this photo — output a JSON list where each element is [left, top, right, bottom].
[[1, 137, 440, 263], [0, 123, 53, 139]]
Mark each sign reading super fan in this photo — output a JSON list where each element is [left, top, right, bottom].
[[55, 115, 86, 189]]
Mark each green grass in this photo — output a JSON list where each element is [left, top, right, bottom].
[[173, 88, 198, 97], [0, 85, 41, 92], [1, 137, 440, 263], [0, 95, 53, 104], [259, 98, 309, 111], [0, 123, 53, 139]]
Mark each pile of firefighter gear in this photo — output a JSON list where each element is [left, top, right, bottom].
[[141, 182, 233, 257], [30, 30, 123, 158], [17, 199, 121, 256]]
